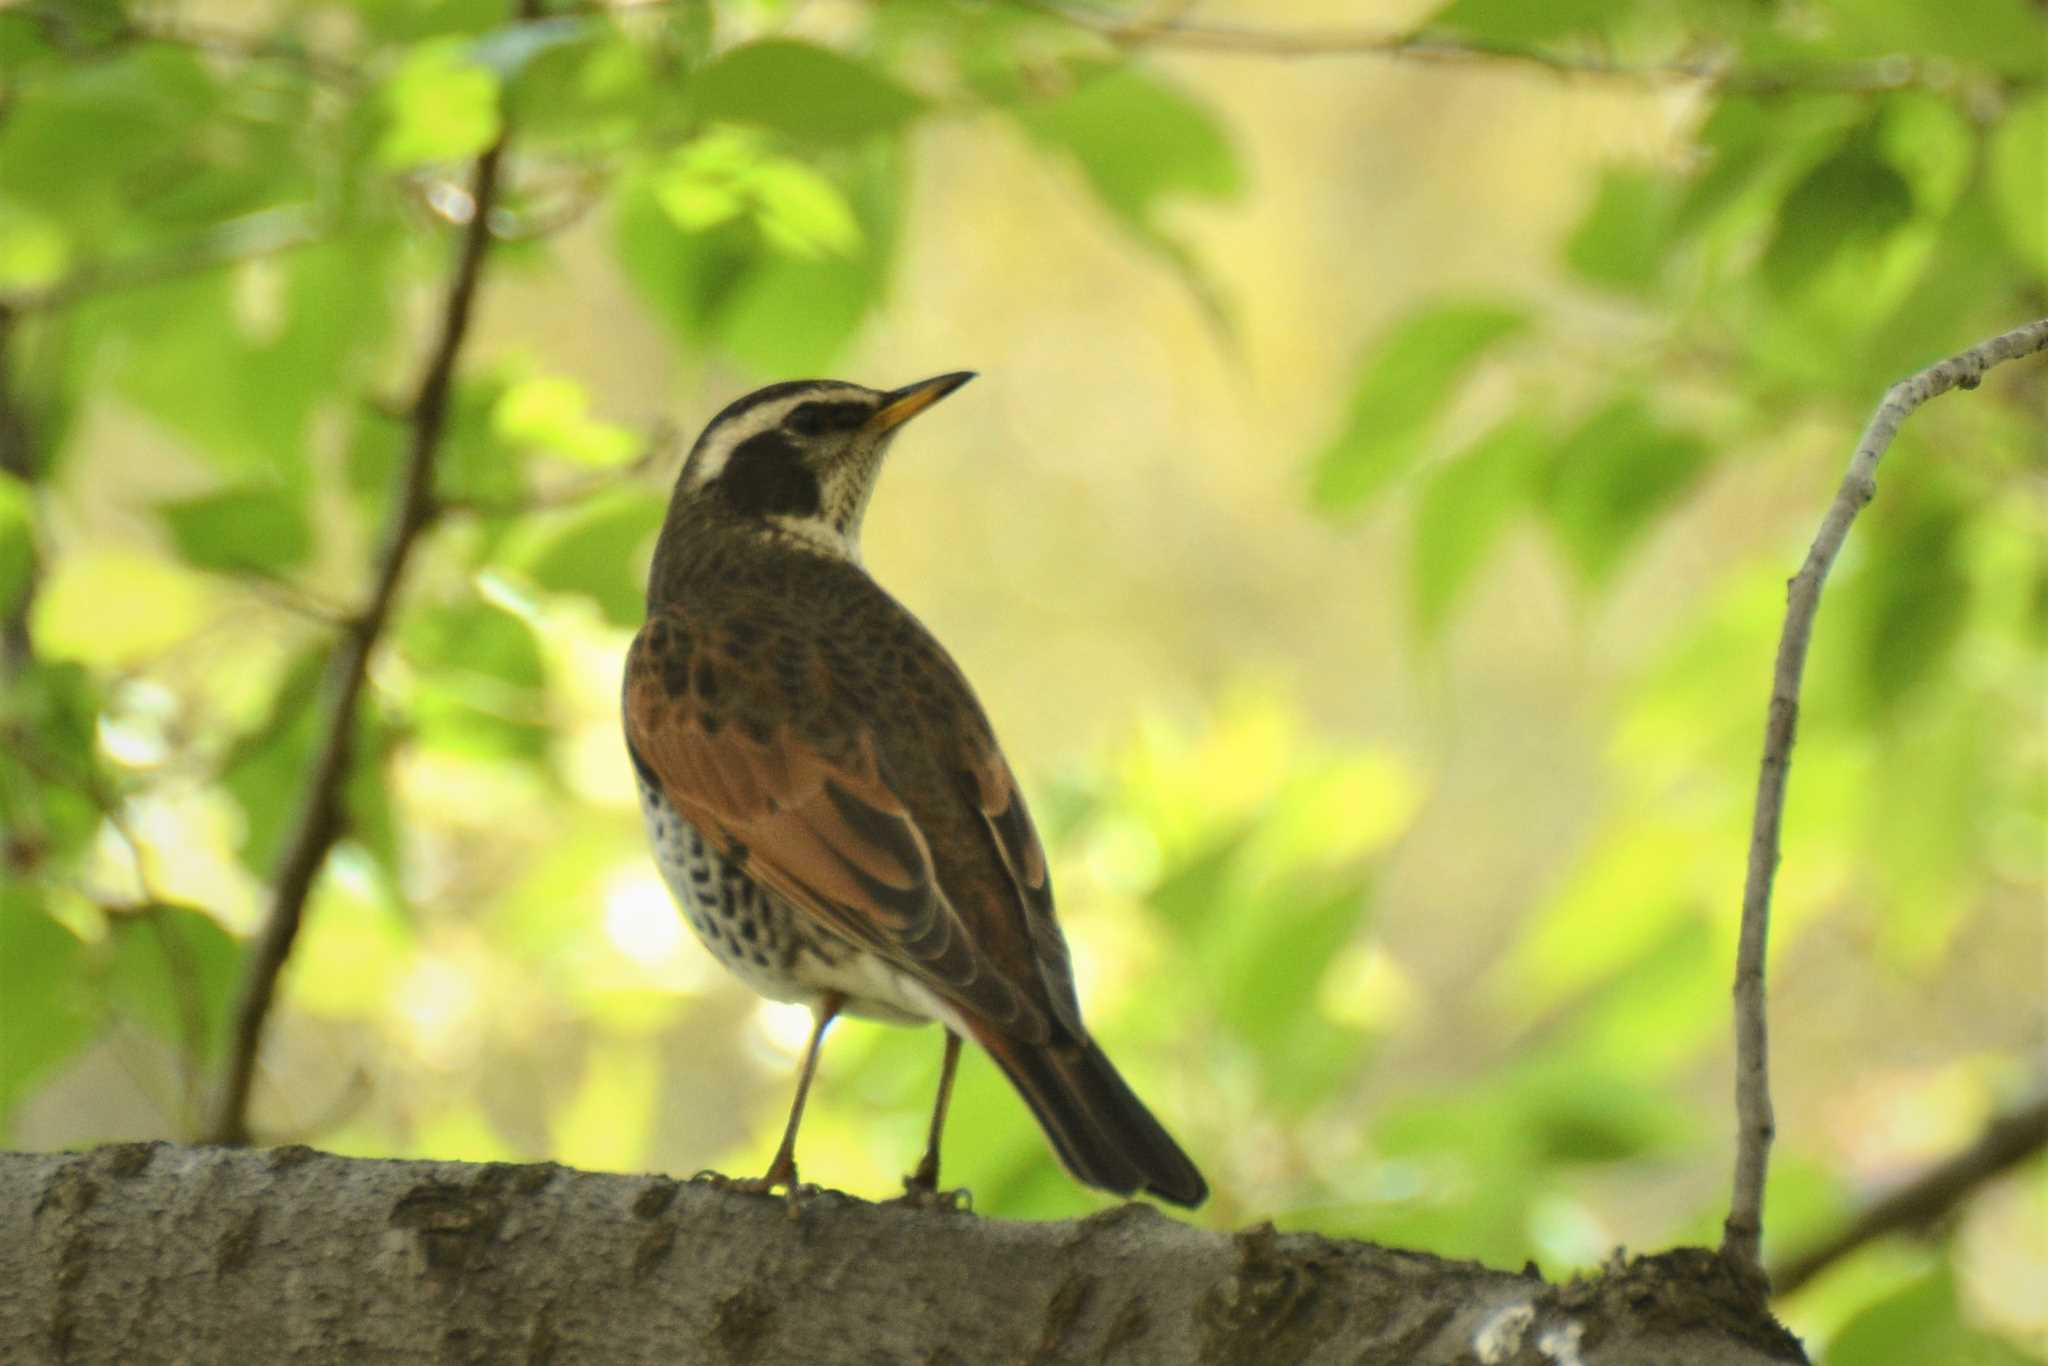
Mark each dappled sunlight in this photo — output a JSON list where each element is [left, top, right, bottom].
[[1, 2, 2039, 1357]]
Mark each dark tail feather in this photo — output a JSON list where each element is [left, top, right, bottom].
[[973, 1027, 1208, 1208]]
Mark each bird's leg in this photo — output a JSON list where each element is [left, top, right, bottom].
[[897, 1029, 971, 1211], [722, 992, 843, 1211]]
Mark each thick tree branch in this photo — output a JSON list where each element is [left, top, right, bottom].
[[1722, 318, 2048, 1273], [0, 1144, 1807, 1365], [1769, 1092, 2048, 1296], [203, 69, 528, 1146]]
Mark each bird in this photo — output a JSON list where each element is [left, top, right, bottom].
[[621, 372, 1206, 1209]]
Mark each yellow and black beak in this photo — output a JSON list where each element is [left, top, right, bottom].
[[867, 371, 976, 434]]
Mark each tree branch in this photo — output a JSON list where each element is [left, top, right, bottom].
[[0, 1143, 1809, 1365], [1721, 318, 2048, 1273], [0, 304, 37, 680], [1769, 1092, 2048, 1296], [1027, 3, 1945, 94], [203, 52, 530, 1146]]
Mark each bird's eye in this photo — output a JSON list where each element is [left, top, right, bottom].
[[787, 404, 827, 437]]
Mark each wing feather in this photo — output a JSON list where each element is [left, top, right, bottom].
[[624, 610, 1044, 1038]]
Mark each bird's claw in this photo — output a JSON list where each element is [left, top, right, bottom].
[[894, 1176, 973, 1212]]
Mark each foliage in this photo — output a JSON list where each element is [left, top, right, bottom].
[[0, 2, 2041, 1361]]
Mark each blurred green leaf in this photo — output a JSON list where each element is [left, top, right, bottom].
[[1564, 168, 1681, 295], [1537, 396, 1711, 585], [1209, 872, 1374, 1108], [0, 472, 32, 617], [500, 21, 653, 152], [652, 129, 864, 259], [377, 39, 502, 168], [220, 648, 398, 877], [0, 889, 95, 1131], [1813, 0, 2048, 78], [493, 373, 638, 467], [99, 239, 396, 479], [158, 484, 314, 576], [1828, 1267, 2038, 1366], [1310, 302, 1529, 515], [1411, 414, 1548, 639], [400, 598, 550, 761], [1848, 479, 1971, 716], [689, 41, 924, 148], [618, 139, 902, 371], [0, 203, 69, 292], [1760, 124, 1914, 300], [31, 548, 210, 667], [1014, 63, 1238, 226], [512, 489, 664, 627], [1988, 92, 2048, 279], [103, 904, 244, 1066]]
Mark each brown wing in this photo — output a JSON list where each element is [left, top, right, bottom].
[[623, 605, 1057, 1041]]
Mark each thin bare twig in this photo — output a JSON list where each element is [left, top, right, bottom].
[[1, 207, 327, 315], [1028, 2, 1942, 94], [0, 304, 37, 679], [1769, 1091, 2048, 1295], [1722, 318, 2048, 1275], [204, 4, 539, 1144]]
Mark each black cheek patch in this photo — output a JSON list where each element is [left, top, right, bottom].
[[718, 431, 821, 517]]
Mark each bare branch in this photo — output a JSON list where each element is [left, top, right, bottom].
[[1722, 318, 2048, 1274], [1026, 2, 1944, 93], [1770, 1091, 2048, 1296], [0, 207, 327, 315], [0, 1144, 1809, 1365], [203, 19, 539, 1143], [0, 305, 37, 680]]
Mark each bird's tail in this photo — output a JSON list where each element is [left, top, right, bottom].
[[971, 1026, 1207, 1207]]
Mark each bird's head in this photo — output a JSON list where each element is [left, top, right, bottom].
[[667, 372, 975, 561]]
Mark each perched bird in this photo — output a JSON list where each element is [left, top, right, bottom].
[[621, 373, 1206, 1208]]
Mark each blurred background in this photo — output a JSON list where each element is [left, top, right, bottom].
[[1, 0, 2042, 1360]]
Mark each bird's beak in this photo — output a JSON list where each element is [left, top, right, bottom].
[[867, 371, 976, 434]]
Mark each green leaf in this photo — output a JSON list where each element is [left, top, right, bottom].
[[0, 472, 32, 619], [0, 889, 95, 1130], [1013, 63, 1238, 230], [219, 649, 398, 877], [0, 202, 69, 292], [1538, 396, 1711, 586], [99, 238, 397, 480], [1208, 871, 1375, 1097], [617, 140, 903, 372], [1813, 0, 2047, 78], [31, 548, 210, 667], [689, 41, 924, 148], [1849, 484, 1970, 716], [400, 599, 550, 761], [1564, 169, 1681, 294], [493, 373, 638, 467], [1309, 301, 1529, 515], [377, 38, 502, 168], [158, 485, 314, 576], [1829, 1267, 2037, 1366], [103, 904, 244, 1066], [1988, 91, 2048, 279], [1411, 414, 1548, 639], [512, 490, 665, 627], [1760, 124, 1914, 299], [651, 129, 864, 260]]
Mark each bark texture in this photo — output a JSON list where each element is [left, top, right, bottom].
[[0, 1143, 1806, 1365]]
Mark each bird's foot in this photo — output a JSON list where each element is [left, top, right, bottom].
[[893, 1174, 972, 1213], [694, 1166, 819, 1218]]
